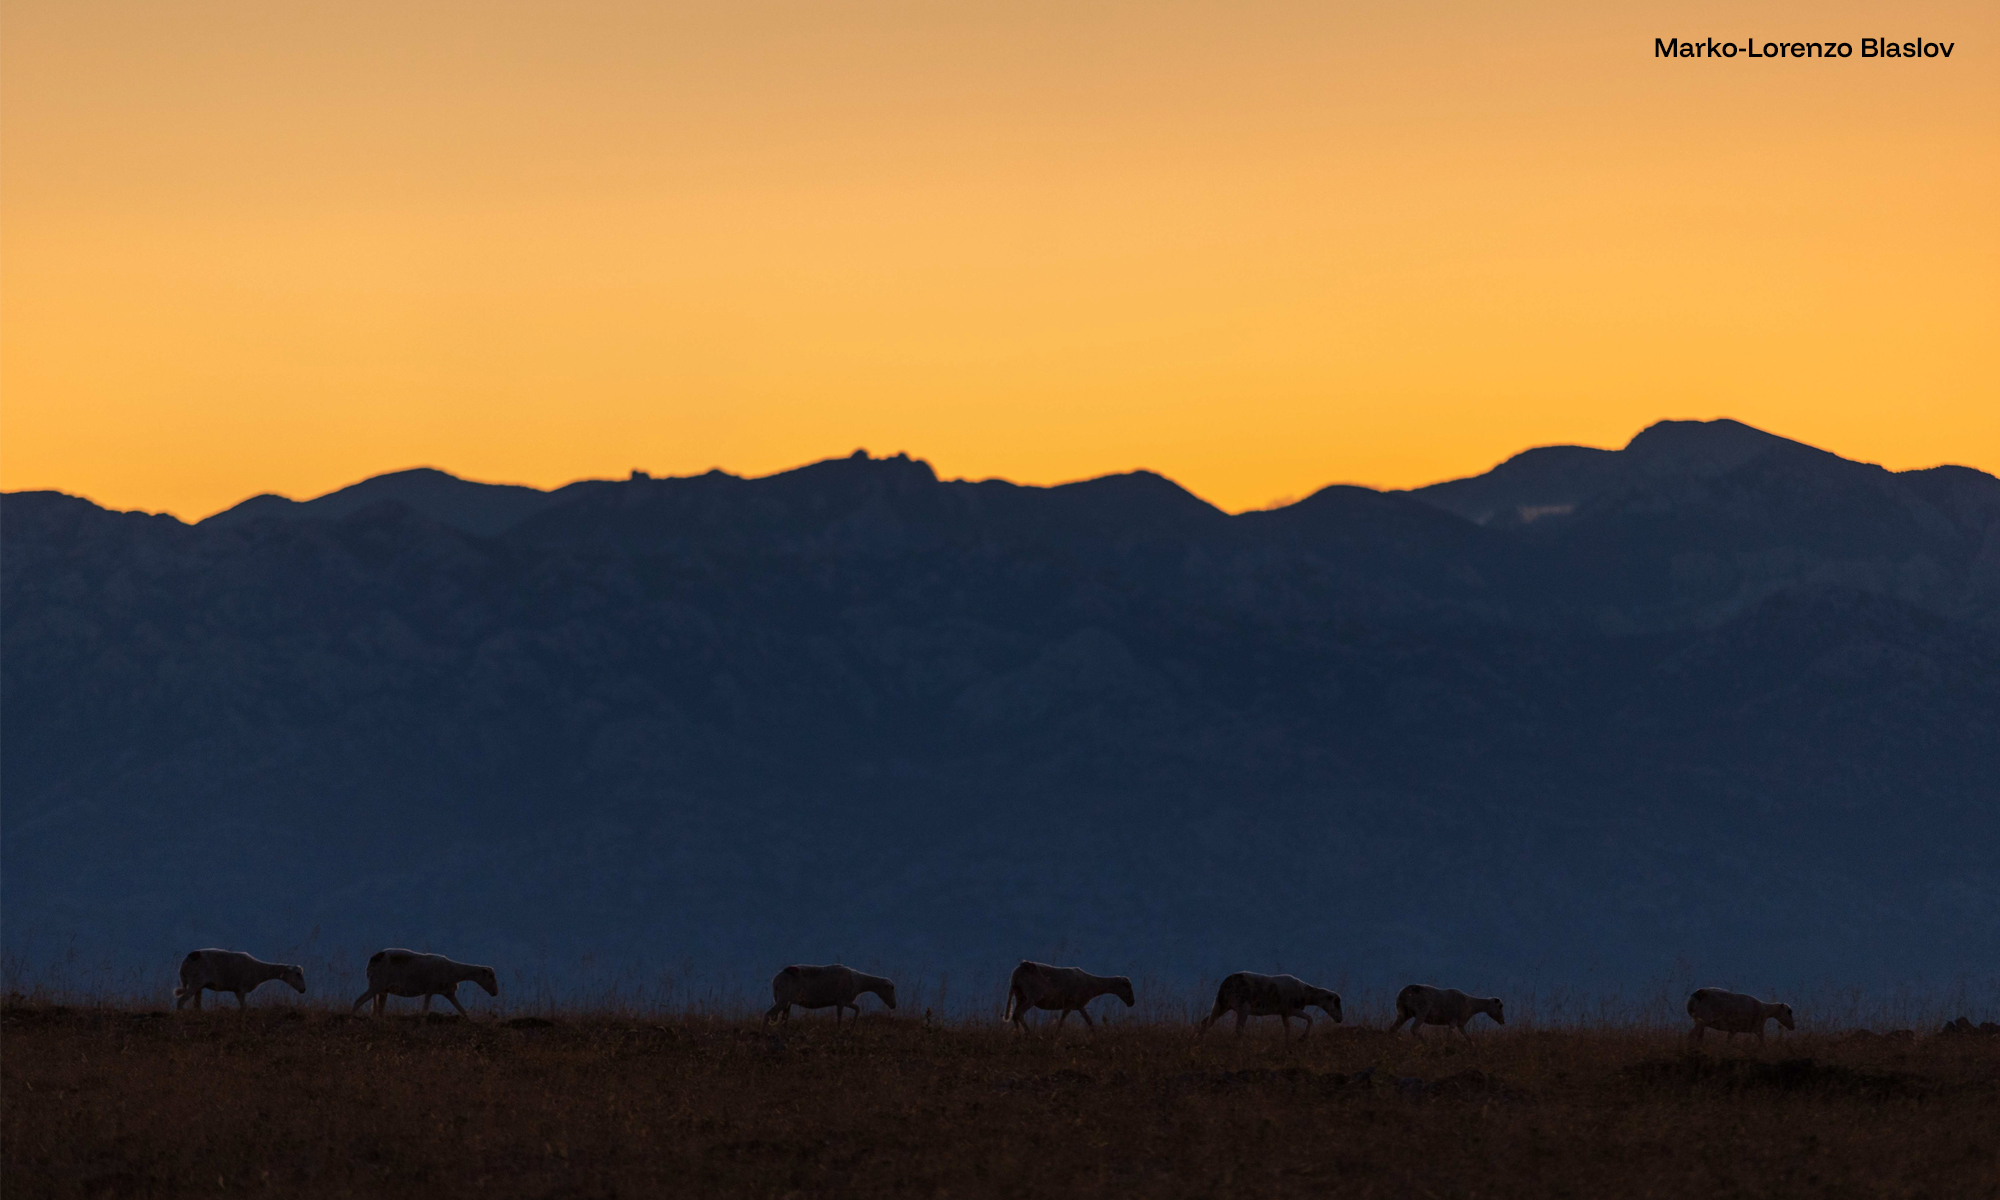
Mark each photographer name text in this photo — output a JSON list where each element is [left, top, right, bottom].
[[1655, 37, 1954, 59]]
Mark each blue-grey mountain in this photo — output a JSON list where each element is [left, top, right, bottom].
[[4, 420, 1996, 997]]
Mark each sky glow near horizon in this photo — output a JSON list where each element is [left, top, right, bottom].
[[2, 0, 1995, 520]]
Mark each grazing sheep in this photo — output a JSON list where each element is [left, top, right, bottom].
[[351, 949, 498, 1017], [1686, 988, 1794, 1043], [173, 949, 305, 1011], [1198, 972, 1343, 1039], [1387, 984, 1504, 1041], [763, 964, 897, 1026], [1003, 961, 1135, 1031]]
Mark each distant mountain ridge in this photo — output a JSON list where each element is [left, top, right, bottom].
[[185, 421, 2000, 633], [201, 466, 561, 536], [5, 420, 1997, 997]]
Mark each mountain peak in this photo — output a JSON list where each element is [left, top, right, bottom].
[[1621, 418, 1819, 476], [202, 466, 556, 537], [1411, 418, 1871, 528]]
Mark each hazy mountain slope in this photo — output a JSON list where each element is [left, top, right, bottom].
[[1412, 420, 2000, 631], [4, 421, 1996, 999]]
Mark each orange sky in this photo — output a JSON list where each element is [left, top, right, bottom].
[[3, 0, 1994, 519]]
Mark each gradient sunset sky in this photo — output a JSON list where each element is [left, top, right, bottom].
[[3, 0, 1994, 519]]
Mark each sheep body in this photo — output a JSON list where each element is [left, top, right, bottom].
[[173, 949, 305, 1011], [1686, 988, 1795, 1042], [764, 964, 897, 1025], [351, 949, 498, 1017], [1198, 972, 1342, 1039], [1003, 961, 1134, 1031], [1388, 984, 1504, 1040]]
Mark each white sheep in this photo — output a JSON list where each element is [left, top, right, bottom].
[[173, 949, 305, 1010], [1387, 984, 1504, 1040], [1198, 972, 1343, 1039], [763, 964, 897, 1025], [351, 949, 498, 1017], [1686, 988, 1795, 1043], [1003, 960, 1135, 1031]]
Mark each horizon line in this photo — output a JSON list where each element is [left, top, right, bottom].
[[9, 415, 1983, 525]]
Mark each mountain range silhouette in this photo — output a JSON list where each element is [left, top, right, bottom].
[[5, 419, 1996, 995]]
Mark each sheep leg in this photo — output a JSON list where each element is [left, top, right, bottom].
[[1300, 1012, 1313, 1040], [422, 994, 433, 1013], [1456, 1021, 1474, 1044], [374, 993, 388, 1016], [235, 991, 250, 1011], [1690, 1021, 1705, 1044], [1280, 1014, 1292, 1041], [1387, 1009, 1411, 1034], [1078, 1007, 1096, 1030], [1234, 1008, 1248, 1037], [444, 986, 470, 1018], [352, 988, 374, 1014]]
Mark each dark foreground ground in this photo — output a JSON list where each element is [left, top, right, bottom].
[[4, 1005, 1998, 1198]]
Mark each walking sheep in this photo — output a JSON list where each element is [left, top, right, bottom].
[[1686, 988, 1794, 1044], [174, 949, 305, 1010], [1198, 972, 1343, 1039], [351, 949, 498, 1017], [1388, 984, 1504, 1041], [764, 964, 897, 1026], [1003, 961, 1135, 1031]]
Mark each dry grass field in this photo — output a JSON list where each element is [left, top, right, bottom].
[[5, 1003, 1998, 1199]]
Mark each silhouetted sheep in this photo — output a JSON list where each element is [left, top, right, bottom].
[[1686, 988, 1794, 1043], [1388, 984, 1504, 1040], [174, 949, 305, 1011], [1199, 972, 1343, 1039], [1003, 961, 1134, 1031], [351, 949, 498, 1017], [764, 964, 897, 1026]]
